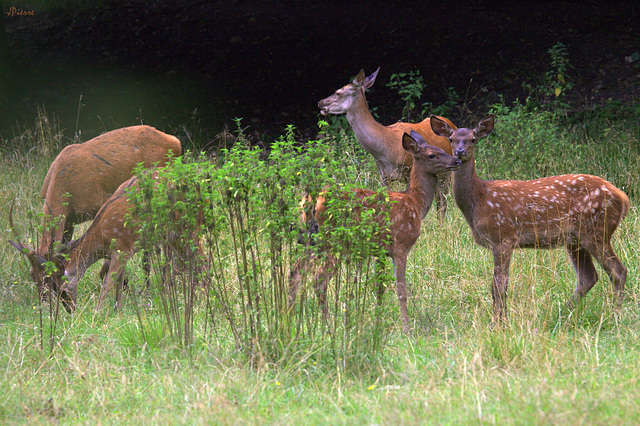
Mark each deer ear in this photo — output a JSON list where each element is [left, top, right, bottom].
[[8, 240, 39, 264], [430, 116, 454, 138], [402, 132, 420, 154], [363, 67, 380, 90], [409, 130, 428, 146], [475, 114, 495, 138], [9, 240, 47, 274], [353, 69, 366, 86]]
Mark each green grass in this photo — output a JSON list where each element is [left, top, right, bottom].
[[1, 105, 639, 424]]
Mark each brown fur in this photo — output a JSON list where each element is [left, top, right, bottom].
[[318, 68, 457, 218], [12, 170, 204, 312], [290, 131, 461, 332], [38, 125, 181, 256], [431, 114, 629, 322]]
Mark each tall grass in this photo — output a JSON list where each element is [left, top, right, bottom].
[[1, 103, 639, 423]]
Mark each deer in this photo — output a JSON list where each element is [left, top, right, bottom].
[[430, 114, 629, 322], [30, 125, 181, 299], [10, 170, 205, 312], [318, 67, 457, 219], [290, 130, 462, 333]]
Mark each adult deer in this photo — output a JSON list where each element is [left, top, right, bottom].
[[431, 114, 629, 322], [318, 68, 457, 218], [290, 131, 461, 332], [10, 171, 205, 312], [32, 125, 181, 298]]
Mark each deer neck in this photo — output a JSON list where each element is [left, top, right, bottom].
[[452, 156, 485, 227], [345, 93, 388, 156], [63, 237, 100, 282], [405, 165, 439, 220]]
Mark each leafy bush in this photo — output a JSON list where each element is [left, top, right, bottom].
[[386, 70, 424, 122], [522, 42, 574, 112], [128, 127, 393, 369]]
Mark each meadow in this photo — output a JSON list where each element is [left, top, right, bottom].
[[0, 101, 639, 424]]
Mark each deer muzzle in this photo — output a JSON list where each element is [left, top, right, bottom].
[[318, 99, 331, 115]]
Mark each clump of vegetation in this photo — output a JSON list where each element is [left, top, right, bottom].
[[126, 123, 394, 369], [386, 70, 424, 122], [522, 41, 575, 112]]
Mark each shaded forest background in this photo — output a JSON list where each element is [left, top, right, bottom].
[[0, 0, 638, 144]]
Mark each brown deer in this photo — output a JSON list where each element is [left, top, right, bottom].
[[10, 171, 205, 312], [290, 131, 461, 332], [430, 114, 629, 322], [318, 68, 457, 218], [32, 125, 181, 298]]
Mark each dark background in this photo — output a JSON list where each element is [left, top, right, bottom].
[[1, 0, 638, 145]]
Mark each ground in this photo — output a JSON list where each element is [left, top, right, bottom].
[[1, 0, 639, 143]]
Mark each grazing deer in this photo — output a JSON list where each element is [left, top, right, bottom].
[[10, 171, 204, 312], [290, 131, 461, 332], [431, 114, 629, 322], [318, 68, 457, 218], [33, 125, 181, 298]]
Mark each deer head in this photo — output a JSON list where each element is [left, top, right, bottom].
[[8, 201, 75, 311], [318, 67, 379, 115], [431, 114, 495, 162]]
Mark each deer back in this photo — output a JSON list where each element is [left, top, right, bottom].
[[38, 125, 181, 255], [431, 114, 629, 250], [42, 125, 180, 218], [63, 176, 141, 276], [472, 175, 630, 249]]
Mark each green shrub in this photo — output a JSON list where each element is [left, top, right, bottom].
[[125, 126, 393, 369]]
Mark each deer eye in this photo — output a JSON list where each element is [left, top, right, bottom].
[[427, 154, 436, 159]]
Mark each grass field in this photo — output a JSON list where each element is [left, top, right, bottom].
[[1, 104, 639, 424]]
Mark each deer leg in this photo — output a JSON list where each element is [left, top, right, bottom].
[[392, 253, 411, 333], [61, 221, 74, 245], [141, 250, 152, 292], [289, 251, 330, 315], [374, 258, 387, 306], [100, 258, 135, 293], [435, 172, 451, 221], [491, 245, 513, 323], [289, 254, 311, 308], [566, 245, 598, 304], [97, 253, 128, 310], [98, 260, 110, 280], [313, 254, 338, 320], [59, 276, 79, 313], [591, 243, 627, 307]]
